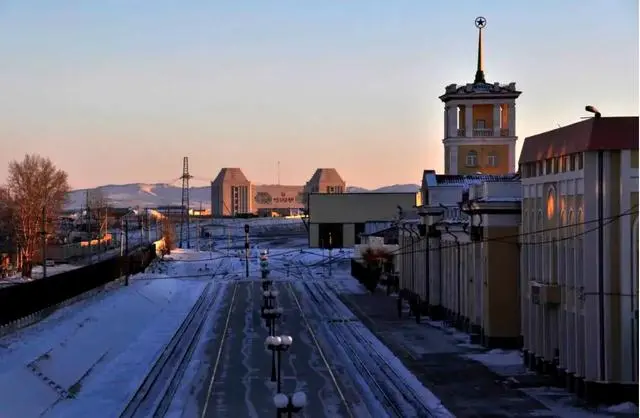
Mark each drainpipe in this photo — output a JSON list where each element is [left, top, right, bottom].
[[597, 150, 605, 381], [444, 226, 461, 327]]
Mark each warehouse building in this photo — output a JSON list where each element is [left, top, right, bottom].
[[307, 192, 419, 248]]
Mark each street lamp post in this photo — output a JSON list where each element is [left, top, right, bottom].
[[262, 278, 274, 292], [265, 335, 293, 392], [263, 288, 279, 309], [273, 392, 307, 418], [261, 306, 283, 337]]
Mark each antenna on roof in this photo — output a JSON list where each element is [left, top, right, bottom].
[[585, 105, 602, 118]]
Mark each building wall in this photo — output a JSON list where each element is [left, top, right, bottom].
[[309, 192, 417, 224], [457, 144, 510, 175], [520, 149, 638, 386], [254, 185, 305, 211], [483, 225, 520, 344], [308, 192, 418, 248]]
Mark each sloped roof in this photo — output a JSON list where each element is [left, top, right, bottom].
[[519, 116, 638, 164], [212, 168, 250, 185], [307, 168, 345, 185]]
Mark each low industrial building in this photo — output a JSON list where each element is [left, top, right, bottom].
[[518, 115, 639, 404], [210, 167, 346, 217], [307, 192, 419, 248]]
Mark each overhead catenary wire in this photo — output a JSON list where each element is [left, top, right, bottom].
[[385, 205, 639, 257]]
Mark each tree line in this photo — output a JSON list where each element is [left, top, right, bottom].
[[0, 154, 70, 278]]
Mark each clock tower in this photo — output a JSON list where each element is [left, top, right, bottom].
[[439, 17, 522, 175]]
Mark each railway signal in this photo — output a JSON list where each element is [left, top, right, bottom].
[[260, 249, 270, 279]]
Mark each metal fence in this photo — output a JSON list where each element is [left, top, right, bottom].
[[0, 244, 156, 327]]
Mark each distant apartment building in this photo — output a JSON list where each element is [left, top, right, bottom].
[[519, 115, 639, 404], [210, 167, 346, 217]]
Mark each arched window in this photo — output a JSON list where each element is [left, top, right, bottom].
[[466, 150, 478, 167], [568, 210, 575, 287], [537, 210, 544, 281], [487, 152, 498, 167], [546, 187, 556, 220]]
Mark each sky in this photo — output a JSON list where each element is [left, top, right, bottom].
[[0, 0, 637, 190]]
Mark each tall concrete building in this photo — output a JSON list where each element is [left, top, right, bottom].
[[210, 167, 346, 217]]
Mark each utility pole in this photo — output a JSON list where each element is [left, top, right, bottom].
[[41, 206, 47, 279], [125, 219, 130, 286], [244, 224, 250, 278]]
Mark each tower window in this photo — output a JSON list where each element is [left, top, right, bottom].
[[487, 152, 498, 167], [466, 150, 478, 167]]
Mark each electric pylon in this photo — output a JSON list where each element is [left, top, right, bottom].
[[179, 157, 193, 248]]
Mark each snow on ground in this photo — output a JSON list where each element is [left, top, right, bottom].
[[464, 349, 638, 417], [0, 250, 231, 418]]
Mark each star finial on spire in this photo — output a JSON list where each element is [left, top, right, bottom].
[[474, 16, 486, 84]]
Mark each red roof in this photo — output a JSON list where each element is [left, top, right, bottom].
[[518, 116, 639, 164]]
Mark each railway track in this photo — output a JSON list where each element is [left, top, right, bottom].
[[119, 259, 235, 418], [199, 278, 240, 418], [286, 281, 355, 418], [298, 281, 451, 418]]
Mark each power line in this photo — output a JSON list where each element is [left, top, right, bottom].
[[386, 205, 639, 257]]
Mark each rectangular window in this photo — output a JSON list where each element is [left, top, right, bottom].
[[476, 119, 486, 129], [569, 154, 576, 171], [537, 162, 543, 176], [577, 153, 584, 170], [487, 155, 497, 167], [553, 157, 559, 174], [545, 159, 553, 175]]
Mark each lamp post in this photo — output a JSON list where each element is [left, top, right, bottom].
[[265, 335, 293, 392], [261, 306, 283, 337], [262, 311, 283, 382], [262, 278, 274, 291], [263, 288, 279, 309], [273, 392, 307, 418]]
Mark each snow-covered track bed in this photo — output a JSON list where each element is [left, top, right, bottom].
[[298, 282, 452, 418], [119, 263, 232, 418]]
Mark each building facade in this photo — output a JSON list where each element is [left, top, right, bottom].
[[210, 167, 346, 217], [308, 192, 419, 248], [397, 17, 522, 346], [518, 115, 639, 403]]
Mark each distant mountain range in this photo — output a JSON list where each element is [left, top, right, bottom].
[[65, 183, 420, 210]]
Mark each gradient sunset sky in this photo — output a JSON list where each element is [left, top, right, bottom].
[[0, 0, 637, 190]]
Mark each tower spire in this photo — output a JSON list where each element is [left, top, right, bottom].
[[474, 16, 487, 84]]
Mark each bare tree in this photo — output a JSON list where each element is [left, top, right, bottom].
[[6, 154, 70, 278]]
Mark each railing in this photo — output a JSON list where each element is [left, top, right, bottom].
[[473, 128, 493, 137], [455, 128, 512, 137]]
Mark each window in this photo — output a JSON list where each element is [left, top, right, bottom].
[[537, 162, 543, 176], [553, 157, 560, 174], [487, 152, 498, 167], [466, 150, 478, 167], [545, 159, 553, 175], [569, 154, 576, 171], [577, 153, 584, 170], [475, 119, 486, 129]]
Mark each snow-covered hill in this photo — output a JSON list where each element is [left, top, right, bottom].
[[66, 183, 420, 209]]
